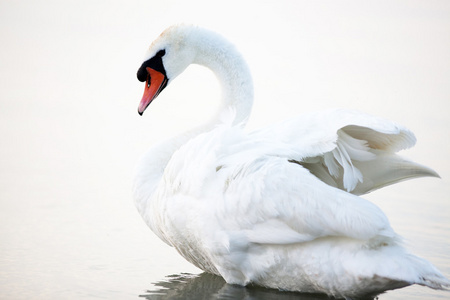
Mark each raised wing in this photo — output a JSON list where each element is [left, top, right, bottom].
[[249, 109, 439, 195], [163, 109, 437, 246]]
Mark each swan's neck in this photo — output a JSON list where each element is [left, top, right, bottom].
[[191, 30, 254, 125], [134, 28, 254, 213]]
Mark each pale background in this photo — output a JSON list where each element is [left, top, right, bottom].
[[0, 0, 449, 299]]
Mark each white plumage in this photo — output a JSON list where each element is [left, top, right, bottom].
[[133, 25, 449, 299]]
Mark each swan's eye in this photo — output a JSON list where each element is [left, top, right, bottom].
[[147, 74, 151, 88]]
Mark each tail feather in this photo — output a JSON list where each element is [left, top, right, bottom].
[[346, 245, 450, 297], [413, 258, 450, 290], [420, 275, 450, 290], [385, 253, 450, 291]]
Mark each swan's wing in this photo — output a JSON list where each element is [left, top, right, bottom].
[[249, 109, 439, 195], [215, 154, 396, 246], [167, 124, 391, 244], [166, 134, 395, 246], [163, 109, 436, 246]]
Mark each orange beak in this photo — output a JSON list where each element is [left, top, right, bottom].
[[138, 67, 168, 115]]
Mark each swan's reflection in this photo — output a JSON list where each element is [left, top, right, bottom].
[[139, 273, 376, 300]]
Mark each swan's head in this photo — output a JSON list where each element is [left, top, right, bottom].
[[136, 25, 197, 115]]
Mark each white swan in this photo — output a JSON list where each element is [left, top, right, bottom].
[[133, 25, 449, 299]]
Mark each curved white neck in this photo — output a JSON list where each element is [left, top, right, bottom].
[[134, 28, 254, 212], [191, 31, 254, 125]]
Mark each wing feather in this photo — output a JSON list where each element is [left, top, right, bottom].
[[249, 109, 438, 195], [165, 108, 438, 248], [217, 156, 396, 246]]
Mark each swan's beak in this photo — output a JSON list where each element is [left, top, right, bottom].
[[138, 67, 168, 115]]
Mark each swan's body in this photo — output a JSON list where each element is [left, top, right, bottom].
[[133, 25, 449, 299]]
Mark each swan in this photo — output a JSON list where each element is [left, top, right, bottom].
[[133, 25, 449, 299]]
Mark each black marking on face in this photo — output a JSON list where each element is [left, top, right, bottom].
[[137, 49, 166, 82]]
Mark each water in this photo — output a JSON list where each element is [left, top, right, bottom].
[[1, 1, 449, 299], [140, 273, 335, 300]]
